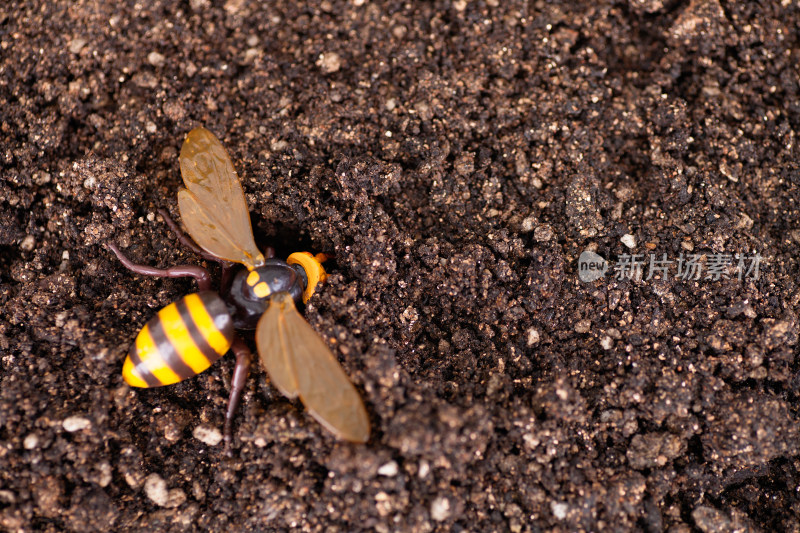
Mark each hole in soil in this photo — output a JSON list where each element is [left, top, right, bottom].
[[251, 215, 338, 271], [0, 244, 21, 275]]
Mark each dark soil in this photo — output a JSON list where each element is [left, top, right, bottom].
[[2, 1, 800, 531]]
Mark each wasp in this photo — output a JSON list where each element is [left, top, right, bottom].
[[108, 127, 370, 449]]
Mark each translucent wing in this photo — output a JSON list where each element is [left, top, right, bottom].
[[254, 293, 299, 399], [178, 127, 264, 268], [256, 293, 370, 443]]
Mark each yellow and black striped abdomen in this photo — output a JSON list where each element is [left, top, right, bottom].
[[122, 291, 234, 388]]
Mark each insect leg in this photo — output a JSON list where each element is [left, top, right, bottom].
[[158, 208, 231, 265], [224, 336, 252, 454], [107, 243, 212, 292]]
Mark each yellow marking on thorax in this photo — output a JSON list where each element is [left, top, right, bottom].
[[246, 271, 260, 286], [158, 302, 212, 373], [184, 293, 230, 355], [253, 282, 271, 298], [122, 356, 149, 388], [135, 325, 182, 385]]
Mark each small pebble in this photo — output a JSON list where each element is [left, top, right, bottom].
[[243, 48, 260, 62], [20, 235, 36, 251], [574, 319, 591, 334], [147, 51, 166, 67], [193, 424, 223, 446], [600, 336, 614, 350], [551, 501, 568, 520], [33, 171, 51, 185], [189, 0, 210, 11], [270, 138, 289, 152], [418, 460, 430, 479], [430, 496, 451, 521], [23, 433, 39, 450], [94, 462, 113, 488], [184, 61, 198, 77], [224, 0, 245, 14], [414, 101, 432, 121], [163, 420, 183, 442], [316, 52, 342, 73], [555, 386, 569, 401], [520, 216, 536, 233], [144, 474, 167, 504], [627, 432, 683, 469], [621, 234, 636, 249], [534, 224, 554, 242], [144, 473, 187, 508], [526, 328, 540, 346], [62, 416, 91, 432], [692, 506, 732, 532], [69, 37, 87, 54], [377, 461, 399, 477]]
